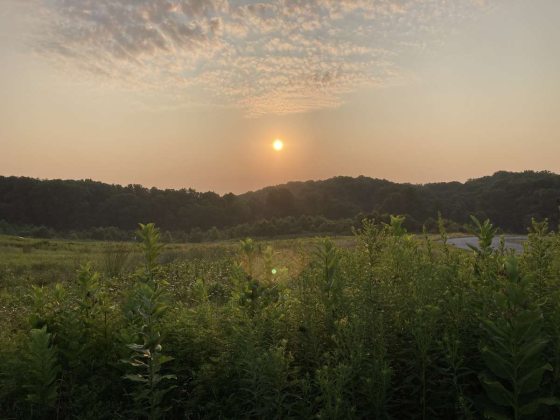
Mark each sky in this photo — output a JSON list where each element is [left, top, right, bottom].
[[1, 0, 559, 194]]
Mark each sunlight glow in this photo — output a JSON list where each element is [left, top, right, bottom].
[[273, 139, 284, 151]]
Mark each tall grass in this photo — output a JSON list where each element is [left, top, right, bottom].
[[1, 217, 560, 418]]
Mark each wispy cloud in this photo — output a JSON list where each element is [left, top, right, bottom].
[[21, 0, 498, 115]]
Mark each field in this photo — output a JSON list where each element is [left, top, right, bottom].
[[1, 217, 560, 419]]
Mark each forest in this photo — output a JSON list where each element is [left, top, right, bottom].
[[0, 171, 559, 241]]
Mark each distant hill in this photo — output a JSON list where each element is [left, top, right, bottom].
[[0, 171, 559, 239], [241, 171, 560, 232]]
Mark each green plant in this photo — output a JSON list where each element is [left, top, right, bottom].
[[28, 283, 67, 330], [469, 215, 498, 259], [122, 223, 176, 419], [353, 218, 385, 282], [385, 215, 407, 237], [262, 245, 275, 283], [137, 223, 164, 281], [522, 218, 553, 292], [102, 243, 131, 278], [23, 327, 61, 415], [122, 321, 177, 419], [239, 237, 256, 277], [313, 238, 340, 296], [468, 215, 501, 285], [4, 218, 560, 418], [76, 263, 100, 320], [479, 257, 560, 419]]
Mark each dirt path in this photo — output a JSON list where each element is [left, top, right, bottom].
[[447, 235, 527, 253]]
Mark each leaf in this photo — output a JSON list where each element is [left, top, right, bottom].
[[158, 355, 175, 365], [480, 375, 513, 407], [127, 343, 147, 351], [128, 360, 148, 367], [512, 311, 542, 343], [481, 320, 509, 342], [483, 406, 511, 420], [519, 397, 560, 415], [516, 339, 548, 370], [467, 244, 480, 253], [518, 363, 552, 394], [481, 347, 514, 380], [24, 327, 60, 408], [123, 374, 148, 383]]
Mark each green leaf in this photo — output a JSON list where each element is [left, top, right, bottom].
[[481, 347, 514, 380], [127, 343, 147, 351], [480, 375, 513, 407], [124, 374, 148, 383], [512, 311, 542, 343], [158, 355, 175, 365], [519, 397, 560, 415], [128, 360, 148, 367], [516, 339, 548, 370], [483, 406, 511, 420], [518, 363, 552, 394], [482, 320, 509, 342]]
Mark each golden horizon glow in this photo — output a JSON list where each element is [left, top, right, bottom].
[[1, 1, 560, 194], [273, 139, 284, 151]]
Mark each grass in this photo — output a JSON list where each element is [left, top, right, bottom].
[[0, 218, 558, 419], [0, 234, 357, 284]]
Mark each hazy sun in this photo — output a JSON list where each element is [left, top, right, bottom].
[[273, 139, 284, 151]]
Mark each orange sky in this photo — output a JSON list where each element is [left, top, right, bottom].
[[1, 0, 559, 194]]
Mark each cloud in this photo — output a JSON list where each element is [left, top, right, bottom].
[[22, 0, 499, 115]]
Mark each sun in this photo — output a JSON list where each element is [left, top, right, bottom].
[[273, 139, 284, 151]]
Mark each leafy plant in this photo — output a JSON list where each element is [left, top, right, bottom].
[[23, 327, 60, 414], [122, 223, 176, 419], [353, 218, 385, 282], [239, 237, 256, 277], [122, 326, 177, 419], [137, 223, 164, 281], [385, 215, 407, 237], [479, 257, 560, 419], [4, 218, 560, 418], [313, 238, 340, 296], [468, 215, 498, 258]]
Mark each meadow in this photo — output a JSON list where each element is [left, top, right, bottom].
[[1, 216, 560, 419]]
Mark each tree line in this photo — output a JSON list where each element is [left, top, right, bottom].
[[0, 170, 558, 240]]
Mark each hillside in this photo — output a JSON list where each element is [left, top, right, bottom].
[[0, 171, 559, 239]]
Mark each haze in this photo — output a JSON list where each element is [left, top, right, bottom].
[[1, 0, 559, 194]]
